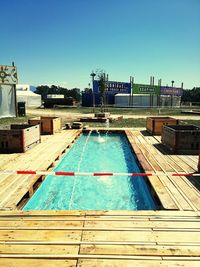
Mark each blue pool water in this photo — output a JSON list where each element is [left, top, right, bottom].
[[23, 132, 157, 210]]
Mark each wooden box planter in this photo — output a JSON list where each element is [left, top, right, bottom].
[[0, 124, 41, 153], [28, 116, 61, 134], [71, 122, 83, 129], [161, 125, 200, 154], [95, 112, 110, 118], [146, 116, 179, 135]]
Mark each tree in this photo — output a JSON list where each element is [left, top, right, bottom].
[[35, 85, 50, 100], [96, 70, 107, 113], [181, 87, 200, 103], [35, 85, 81, 102]]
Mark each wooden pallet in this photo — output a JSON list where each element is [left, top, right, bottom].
[[0, 210, 199, 266], [0, 130, 81, 210], [125, 130, 200, 211]]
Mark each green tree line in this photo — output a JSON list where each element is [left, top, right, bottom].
[[35, 85, 81, 102], [35, 85, 200, 104], [182, 87, 200, 103]]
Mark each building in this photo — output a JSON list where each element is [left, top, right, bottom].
[[82, 78, 183, 108], [82, 80, 131, 107]]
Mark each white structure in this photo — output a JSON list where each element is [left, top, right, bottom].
[[16, 84, 30, 91], [115, 94, 158, 107], [160, 95, 181, 107], [47, 94, 64, 99], [114, 94, 130, 107], [0, 84, 16, 118], [114, 93, 181, 107], [0, 65, 18, 118], [16, 84, 41, 107]]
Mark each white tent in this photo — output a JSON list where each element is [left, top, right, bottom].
[[16, 90, 41, 107]]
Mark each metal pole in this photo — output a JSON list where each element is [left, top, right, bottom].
[[132, 77, 134, 107], [12, 61, 18, 117], [129, 76, 132, 107], [90, 72, 96, 113]]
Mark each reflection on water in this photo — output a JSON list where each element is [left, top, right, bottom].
[[98, 176, 113, 186], [96, 137, 107, 143]]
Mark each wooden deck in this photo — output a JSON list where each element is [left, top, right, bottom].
[[0, 128, 200, 266], [0, 130, 81, 210], [0, 210, 199, 266], [125, 130, 200, 211]]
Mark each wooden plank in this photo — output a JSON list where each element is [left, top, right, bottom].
[[80, 244, 200, 256], [0, 220, 83, 228], [0, 254, 162, 260], [82, 230, 200, 243], [0, 209, 198, 217], [147, 134, 197, 174], [156, 173, 193, 211], [0, 259, 76, 267], [77, 259, 200, 267], [169, 175, 200, 211], [178, 155, 198, 170], [126, 135, 153, 171], [154, 231, 200, 243], [0, 230, 82, 241], [83, 220, 200, 229], [0, 244, 79, 254], [169, 155, 195, 173], [146, 136, 184, 172], [82, 230, 154, 242], [3, 243, 197, 257], [147, 175, 178, 210], [135, 136, 162, 172]]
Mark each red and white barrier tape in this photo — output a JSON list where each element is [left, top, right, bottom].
[[0, 170, 199, 177]]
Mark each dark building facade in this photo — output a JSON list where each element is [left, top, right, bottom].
[[82, 80, 131, 107]]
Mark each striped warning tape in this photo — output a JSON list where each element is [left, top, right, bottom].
[[0, 170, 199, 177]]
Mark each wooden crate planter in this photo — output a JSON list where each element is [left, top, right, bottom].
[[95, 112, 110, 118], [161, 125, 200, 154], [71, 122, 83, 129], [146, 116, 179, 135], [0, 124, 40, 153], [28, 116, 61, 134]]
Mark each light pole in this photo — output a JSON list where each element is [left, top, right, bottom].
[[171, 81, 175, 107]]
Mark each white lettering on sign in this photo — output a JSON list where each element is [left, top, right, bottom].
[[139, 87, 155, 93]]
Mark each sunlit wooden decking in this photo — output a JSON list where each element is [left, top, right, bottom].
[[125, 130, 200, 211], [0, 129, 199, 266], [0, 130, 81, 210], [0, 210, 199, 266]]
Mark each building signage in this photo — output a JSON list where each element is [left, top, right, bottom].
[[0, 65, 18, 85], [133, 84, 160, 95], [93, 80, 131, 94], [160, 86, 183, 96]]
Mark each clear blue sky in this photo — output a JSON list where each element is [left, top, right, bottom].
[[1, 0, 200, 89]]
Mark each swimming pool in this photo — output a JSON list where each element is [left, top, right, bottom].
[[23, 132, 157, 210]]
